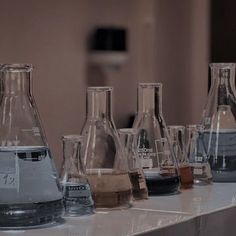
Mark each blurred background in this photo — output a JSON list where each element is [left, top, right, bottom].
[[0, 0, 231, 167]]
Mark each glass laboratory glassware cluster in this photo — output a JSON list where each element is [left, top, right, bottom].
[[1, 62, 236, 229]]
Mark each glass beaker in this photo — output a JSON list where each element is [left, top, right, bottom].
[[118, 128, 148, 201], [133, 83, 180, 195], [0, 64, 63, 228], [186, 125, 212, 185], [201, 63, 236, 182], [60, 135, 94, 216], [168, 125, 193, 189], [81, 87, 132, 209]]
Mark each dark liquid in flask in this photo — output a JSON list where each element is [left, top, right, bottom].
[[144, 171, 180, 195]]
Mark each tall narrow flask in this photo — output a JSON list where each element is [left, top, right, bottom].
[[60, 135, 94, 216], [133, 83, 180, 195], [201, 63, 236, 182], [186, 125, 212, 185], [168, 125, 193, 189], [81, 87, 132, 209], [0, 64, 63, 228], [118, 128, 148, 201]]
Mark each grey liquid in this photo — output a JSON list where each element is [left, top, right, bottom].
[[203, 131, 236, 182], [63, 182, 94, 216], [0, 146, 63, 228]]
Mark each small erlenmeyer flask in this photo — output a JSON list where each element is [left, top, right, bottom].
[[118, 128, 148, 201], [186, 125, 212, 185], [81, 87, 132, 209], [60, 135, 94, 216], [0, 64, 63, 228], [168, 125, 193, 189], [201, 63, 236, 182], [133, 83, 180, 195]]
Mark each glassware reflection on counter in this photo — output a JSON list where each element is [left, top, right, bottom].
[[81, 87, 132, 209], [186, 125, 212, 185], [118, 128, 148, 201], [133, 83, 180, 195], [60, 135, 94, 216], [201, 63, 236, 182], [168, 125, 193, 189], [0, 64, 63, 229]]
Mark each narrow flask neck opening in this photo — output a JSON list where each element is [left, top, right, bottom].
[[86, 88, 112, 119], [138, 85, 162, 115], [210, 64, 236, 106], [0, 68, 32, 95]]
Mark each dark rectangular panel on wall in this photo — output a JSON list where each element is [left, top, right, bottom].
[[210, 0, 236, 90], [211, 0, 236, 62]]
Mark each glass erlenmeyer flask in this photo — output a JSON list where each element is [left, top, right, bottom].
[[133, 83, 180, 195], [118, 128, 148, 201], [81, 87, 132, 209], [168, 125, 193, 189], [201, 63, 236, 182], [60, 135, 94, 216], [186, 125, 212, 185], [0, 64, 63, 228]]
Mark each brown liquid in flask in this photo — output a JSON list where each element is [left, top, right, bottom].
[[87, 170, 132, 208], [179, 165, 194, 189], [168, 126, 193, 189]]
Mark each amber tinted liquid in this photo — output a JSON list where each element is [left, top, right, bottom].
[[179, 165, 193, 189], [87, 170, 132, 209], [129, 171, 148, 200]]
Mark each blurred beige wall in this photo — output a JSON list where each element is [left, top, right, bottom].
[[0, 0, 210, 168]]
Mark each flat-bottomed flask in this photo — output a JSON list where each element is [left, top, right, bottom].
[[168, 125, 193, 189], [201, 63, 236, 182], [60, 135, 94, 216], [81, 87, 132, 209], [118, 128, 148, 201], [186, 125, 212, 185], [133, 83, 180, 195], [0, 64, 63, 228]]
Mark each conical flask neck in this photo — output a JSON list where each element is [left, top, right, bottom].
[[0, 64, 32, 95], [210, 63, 236, 106], [86, 87, 113, 119], [138, 83, 162, 115], [62, 135, 86, 179]]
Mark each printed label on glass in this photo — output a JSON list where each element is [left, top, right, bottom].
[[138, 148, 154, 168], [65, 183, 93, 206], [0, 151, 19, 189]]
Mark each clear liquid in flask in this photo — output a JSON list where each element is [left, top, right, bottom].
[[0, 146, 63, 228]]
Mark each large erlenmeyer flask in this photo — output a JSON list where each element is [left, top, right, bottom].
[[81, 87, 132, 209], [133, 83, 180, 195], [201, 63, 236, 182], [0, 64, 63, 228]]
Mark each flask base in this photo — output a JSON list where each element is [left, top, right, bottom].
[[212, 170, 236, 182], [0, 199, 63, 229]]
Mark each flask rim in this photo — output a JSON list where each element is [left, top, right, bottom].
[[210, 63, 235, 69], [87, 86, 113, 92], [118, 128, 137, 135], [139, 83, 162, 88], [62, 134, 83, 143], [168, 125, 185, 131], [0, 64, 33, 73]]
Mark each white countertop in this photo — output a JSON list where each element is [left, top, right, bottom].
[[1, 183, 236, 236]]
